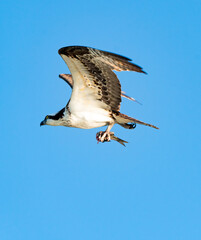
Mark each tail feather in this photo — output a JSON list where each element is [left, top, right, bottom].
[[113, 111, 159, 130]]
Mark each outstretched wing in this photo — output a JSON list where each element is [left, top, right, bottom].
[[58, 46, 145, 112], [59, 73, 142, 104]]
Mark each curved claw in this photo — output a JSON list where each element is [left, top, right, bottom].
[[96, 131, 128, 146], [96, 131, 111, 143]]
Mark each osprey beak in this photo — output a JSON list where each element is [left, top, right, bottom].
[[40, 120, 46, 126]]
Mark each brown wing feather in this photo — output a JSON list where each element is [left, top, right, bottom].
[[96, 49, 147, 73], [59, 46, 146, 73], [58, 46, 121, 111], [60, 73, 141, 104], [58, 46, 146, 111], [79, 57, 121, 111], [59, 74, 73, 88]]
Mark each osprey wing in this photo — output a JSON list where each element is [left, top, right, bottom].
[[59, 74, 73, 88], [59, 73, 141, 104], [58, 46, 122, 112], [93, 48, 146, 73]]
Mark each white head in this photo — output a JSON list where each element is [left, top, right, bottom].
[[40, 108, 66, 127]]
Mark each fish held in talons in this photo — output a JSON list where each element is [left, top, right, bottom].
[[96, 131, 128, 147]]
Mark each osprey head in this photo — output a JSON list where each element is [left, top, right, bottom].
[[40, 108, 65, 126], [40, 115, 57, 126]]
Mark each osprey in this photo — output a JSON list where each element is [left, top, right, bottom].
[[40, 46, 158, 146]]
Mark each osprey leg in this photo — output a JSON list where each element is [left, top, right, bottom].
[[96, 131, 128, 146], [96, 123, 114, 143]]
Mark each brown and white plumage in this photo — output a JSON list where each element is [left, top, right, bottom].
[[59, 73, 140, 103], [40, 46, 158, 145]]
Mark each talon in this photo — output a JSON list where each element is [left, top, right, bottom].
[[96, 131, 111, 143], [96, 130, 128, 146]]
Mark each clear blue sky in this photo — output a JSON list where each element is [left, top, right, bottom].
[[0, 0, 201, 239]]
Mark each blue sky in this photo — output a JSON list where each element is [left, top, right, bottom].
[[0, 0, 201, 239]]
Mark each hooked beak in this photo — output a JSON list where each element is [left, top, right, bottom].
[[40, 120, 46, 126]]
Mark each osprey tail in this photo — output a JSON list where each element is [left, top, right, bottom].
[[113, 111, 159, 130]]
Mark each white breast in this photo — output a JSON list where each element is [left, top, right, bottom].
[[61, 56, 114, 129], [67, 108, 113, 129]]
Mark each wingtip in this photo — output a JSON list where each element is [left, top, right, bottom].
[[134, 99, 143, 105], [141, 69, 147, 74], [58, 46, 69, 55], [58, 46, 90, 56], [58, 73, 65, 80], [58, 48, 63, 55]]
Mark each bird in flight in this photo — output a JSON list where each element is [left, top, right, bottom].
[[40, 46, 158, 146]]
